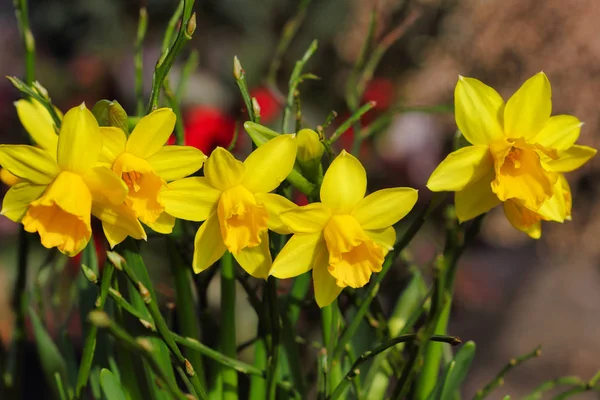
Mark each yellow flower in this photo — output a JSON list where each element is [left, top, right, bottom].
[[98, 108, 206, 246], [1, 99, 61, 187], [0, 104, 137, 256], [427, 72, 596, 237], [161, 134, 298, 279], [270, 151, 418, 308]]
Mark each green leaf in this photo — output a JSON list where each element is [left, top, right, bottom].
[[29, 308, 72, 399], [438, 341, 476, 400], [100, 368, 127, 400]]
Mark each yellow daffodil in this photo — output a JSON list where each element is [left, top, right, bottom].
[[427, 72, 596, 237], [161, 134, 298, 279], [0, 104, 140, 256], [270, 151, 418, 307], [1, 99, 60, 187], [98, 108, 207, 246]]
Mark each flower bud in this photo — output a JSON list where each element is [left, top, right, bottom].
[[108, 100, 129, 134], [233, 56, 243, 80], [296, 128, 324, 183], [186, 13, 197, 37]]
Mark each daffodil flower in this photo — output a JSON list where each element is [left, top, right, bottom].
[[270, 151, 418, 308], [427, 72, 596, 237], [1, 99, 60, 187], [0, 104, 140, 256], [98, 108, 207, 246], [161, 134, 298, 279]]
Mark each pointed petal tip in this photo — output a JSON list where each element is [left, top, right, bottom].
[[458, 74, 465, 80]]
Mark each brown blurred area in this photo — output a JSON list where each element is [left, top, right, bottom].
[[1, 0, 600, 398]]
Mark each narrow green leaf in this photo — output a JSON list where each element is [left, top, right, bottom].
[[100, 369, 127, 400], [436, 341, 476, 400]]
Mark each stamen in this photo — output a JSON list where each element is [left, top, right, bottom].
[[122, 171, 142, 192]]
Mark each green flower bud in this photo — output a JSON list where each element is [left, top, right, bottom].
[[296, 129, 324, 163], [108, 100, 129, 134]]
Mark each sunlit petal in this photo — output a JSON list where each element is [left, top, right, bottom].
[[15, 99, 58, 155], [57, 104, 102, 173], [280, 203, 331, 234], [93, 202, 147, 248], [233, 231, 272, 279], [270, 232, 324, 278], [1, 182, 46, 222], [204, 147, 245, 191], [313, 246, 342, 308], [255, 192, 297, 235], [352, 188, 418, 230], [84, 166, 128, 206], [162, 177, 221, 222], [454, 76, 504, 145], [126, 108, 176, 158], [0, 145, 59, 184], [365, 227, 396, 253], [145, 211, 176, 234], [533, 115, 582, 152], [427, 146, 492, 192], [193, 214, 227, 273], [146, 145, 207, 182], [98, 126, 127, 164], [320, 150, 366, 213], [504, 72, 551, 140], [547, 145, 596, 172], [455, 169, 501, 223], [242, 134, 297, 193]]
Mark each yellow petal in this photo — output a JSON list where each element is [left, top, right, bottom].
[[146, 145, 207, 182], [533, 115, 582, 152], [57, 104, 102, 174], [242, 134, 297, 193], [320, 150, 366, 213], [0, 145, 59, 184], [126, 108, 176, 158], [204, 147, 245, 191], [537, 174, 571, 222], [15, 99, 58, 155], [98, 126, 127, 164], [270, 232, 324, 279], [365, 227, 396, 252], [1, 182, 46, 222], [352, 188, 418, 230], [313, 246, 342, 308], [162, 177, 220, 222], [454, 76, 504, 145], [22, 171, 92, 256], [145, 212, 176, 234], [1, 168, 21, 187], [280, 203, 332, 233], [455, 170, 501, 223], [193, 214, 227, 273], [93, 203, 147, 248], [427, 146, 492, 192], [504, 72, 551, 140], [255, 192, 297, 235], [503, 200, 542, 239], [84, 166, 128, 206], [233, 231, 272, 279], [547, 145, 596, 172]]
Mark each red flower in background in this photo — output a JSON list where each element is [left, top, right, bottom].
[[169, 106, 236, 154], [250, 87, 281, 124]]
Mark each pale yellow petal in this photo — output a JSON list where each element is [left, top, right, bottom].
[[454, 76, 504, 145], [352, 188, 418, 230], [547, 145, 596, 172], [84, 166, 128, 206], [313, 246, 342, 308], [204, 147, 245, 191], [270, 232, 324, 279], [255, 192, 297, 235], [192, 214, 227, 273], [146, 145, 207, 182], [533, 115, 582, 152], [503, 201, 542, 239], [242, 134, 297, 193], [57, 104, 102, 173], [280, 203, 332, 234], [504, 72, 551, 140], [320, 150, 366, 213], [0, 145, 59, 184], [427, 146, 492, 192], [15, 99, 58, 155], [145, 212, 176, 234], [455, 170, 501, 223], [1, 182, 46, 222], [233, 231, 272, 279], [162, 177, 221, 222], [126, 108, 176, 158], [98, 126, 127, 164], [94, 203, 147, 248], [365, 227, 396, 252]]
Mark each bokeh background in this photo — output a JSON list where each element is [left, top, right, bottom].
[[1, 0, 599, 398]]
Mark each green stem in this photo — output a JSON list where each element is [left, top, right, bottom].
[[265, 278, 281, 400], [523, 376, 587, 400], [147, 0, 195, 112], [134, 7, 148, 117], [220, 252, 238, 400], [328, 334, 461, 400], [327, 101, 376, 144], [74, 263, 114, 398], [233, 56, 256, 123], [13, 0, 35, 84]]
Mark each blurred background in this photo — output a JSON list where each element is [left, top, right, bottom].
[[1, 0, 599, 398]]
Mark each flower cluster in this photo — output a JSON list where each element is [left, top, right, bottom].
[[427, 73, 596, 238], [1, 72, 595, 307]]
